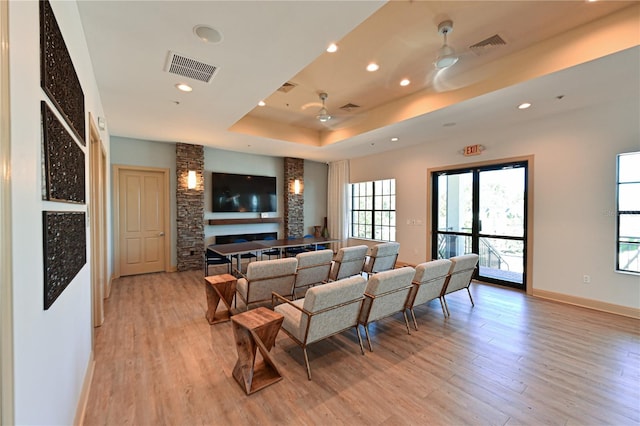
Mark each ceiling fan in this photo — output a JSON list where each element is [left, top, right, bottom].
[[315, 92, 332, 122], [434, 20, 459, 70], [306, 91, 367, 130]]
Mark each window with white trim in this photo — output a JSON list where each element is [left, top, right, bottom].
[[617, 151, 640, 274], [351, 179, 396, 241]]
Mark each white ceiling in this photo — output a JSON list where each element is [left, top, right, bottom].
[[77, 1, 640, 162]]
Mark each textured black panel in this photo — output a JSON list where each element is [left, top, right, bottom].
[[43, 211, 86, 310], [40, 0, 85, 145], [42, 101, 85, 203]]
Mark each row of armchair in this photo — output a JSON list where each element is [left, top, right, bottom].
[[271, 253, 480, 380], [235, 241, 403, 309]]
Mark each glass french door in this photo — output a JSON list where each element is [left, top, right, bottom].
[[432, 161, 528, 289]]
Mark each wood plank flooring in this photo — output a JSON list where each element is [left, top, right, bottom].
[[83, 268, 640, 425]]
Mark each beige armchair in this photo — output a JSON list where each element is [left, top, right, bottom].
[[362, 242, 400, 278], [441, 253, 479, 316], [328, 245, 368, 281], [358, 267, 415, 351], [235, 258, 297, 310], [272, 275, 367, 380], [292, 249, 333, 299], [405, 259, 452, 329]]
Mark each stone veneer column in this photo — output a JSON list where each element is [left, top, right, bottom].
[[176, 143, 204, 271], [284, 157, 304, 238]]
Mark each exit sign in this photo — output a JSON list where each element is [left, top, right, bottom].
[[463, 144, 483, 156]]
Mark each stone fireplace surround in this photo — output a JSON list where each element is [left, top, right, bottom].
[[177, 144, 306, 271]]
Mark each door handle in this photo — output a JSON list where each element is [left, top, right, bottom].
[[158, 232, 165, 236]]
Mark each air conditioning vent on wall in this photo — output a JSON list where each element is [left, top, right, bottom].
[[164, 51, 218, 83]]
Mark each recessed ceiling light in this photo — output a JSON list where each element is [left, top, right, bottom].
[[326, 43, 338, 53], [193, 25, 222, 44], [175, 83, 193, 92], [518, 102, 532, 110], [391, 137, 399, 142], [366, 63, 379, 72], [400, 79, 410, 87], [258, 100, 266, 107]]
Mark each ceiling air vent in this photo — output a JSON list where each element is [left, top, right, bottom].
[[468, 34, 507, 56], [164, 51, 218, 83], [277, 82, 297, 93], [339, 103, 360, 112]]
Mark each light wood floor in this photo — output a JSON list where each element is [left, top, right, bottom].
[[83, 268, 640, 425]]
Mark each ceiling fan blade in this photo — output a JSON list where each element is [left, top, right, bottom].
[[300, 101, 323, 111]]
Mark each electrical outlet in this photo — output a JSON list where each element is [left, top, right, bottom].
[[583, 275, 591, 283]]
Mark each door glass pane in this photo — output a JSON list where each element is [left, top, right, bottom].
[[479, 167, 525, 237], [437, 172, 473, 232], [619, 214, 640, 273], [436, 234, 472, 259], [618, 152, 640, 182], [619, 182, 640, 211], [478, 237, 523, 284]]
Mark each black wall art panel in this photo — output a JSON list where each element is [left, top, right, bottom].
[[42, 101, 85, 203], [40, 0, 85, 145], [43, 211, 86, 310]]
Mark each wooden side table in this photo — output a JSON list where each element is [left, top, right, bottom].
[[231, 307, 284, 395], [205, 273, 237, 324]]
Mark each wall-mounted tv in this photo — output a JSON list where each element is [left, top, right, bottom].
[[212, 172, 277, 213]]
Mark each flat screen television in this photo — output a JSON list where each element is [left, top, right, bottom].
[[212, 172, 277, 213]]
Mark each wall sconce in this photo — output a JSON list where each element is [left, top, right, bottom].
[[294, 179, 301, 194], [187, 170, 196, 189]]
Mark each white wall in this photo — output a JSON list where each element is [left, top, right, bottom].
[[9, 1, 110, 423], [350, 97, 639, 310]]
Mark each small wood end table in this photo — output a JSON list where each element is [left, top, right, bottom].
[[205, 273, 237, 324], [231, 307, 284, 395]]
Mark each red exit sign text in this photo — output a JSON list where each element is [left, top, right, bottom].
[[463, 144, 483, 156]]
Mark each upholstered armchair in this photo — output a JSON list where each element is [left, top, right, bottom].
[[272, 275, 367, 380], [441, 253, 479, 316], [292, 249, 333, 299], [362, 242, 400, 278], [235, 257, 298, 310], [358, 267, 414, 351], [405, 259, 452, 328], [328, 245, 368, 281]]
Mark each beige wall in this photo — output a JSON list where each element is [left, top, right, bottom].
[[350, 84, 639, 310]]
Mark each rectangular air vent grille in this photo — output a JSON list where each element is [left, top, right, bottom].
[[164, 51, 218, 83], [469, 34, 507, 56], [277, 82, 297, 93], [340, 103, 360, 111]]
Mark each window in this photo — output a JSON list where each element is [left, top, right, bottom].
[[351, 179, 396, 241], [617, 151, 640, 274]]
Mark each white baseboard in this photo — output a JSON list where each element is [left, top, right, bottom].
[[532, 288, 640, 319], [74, 350, 95, 426]]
